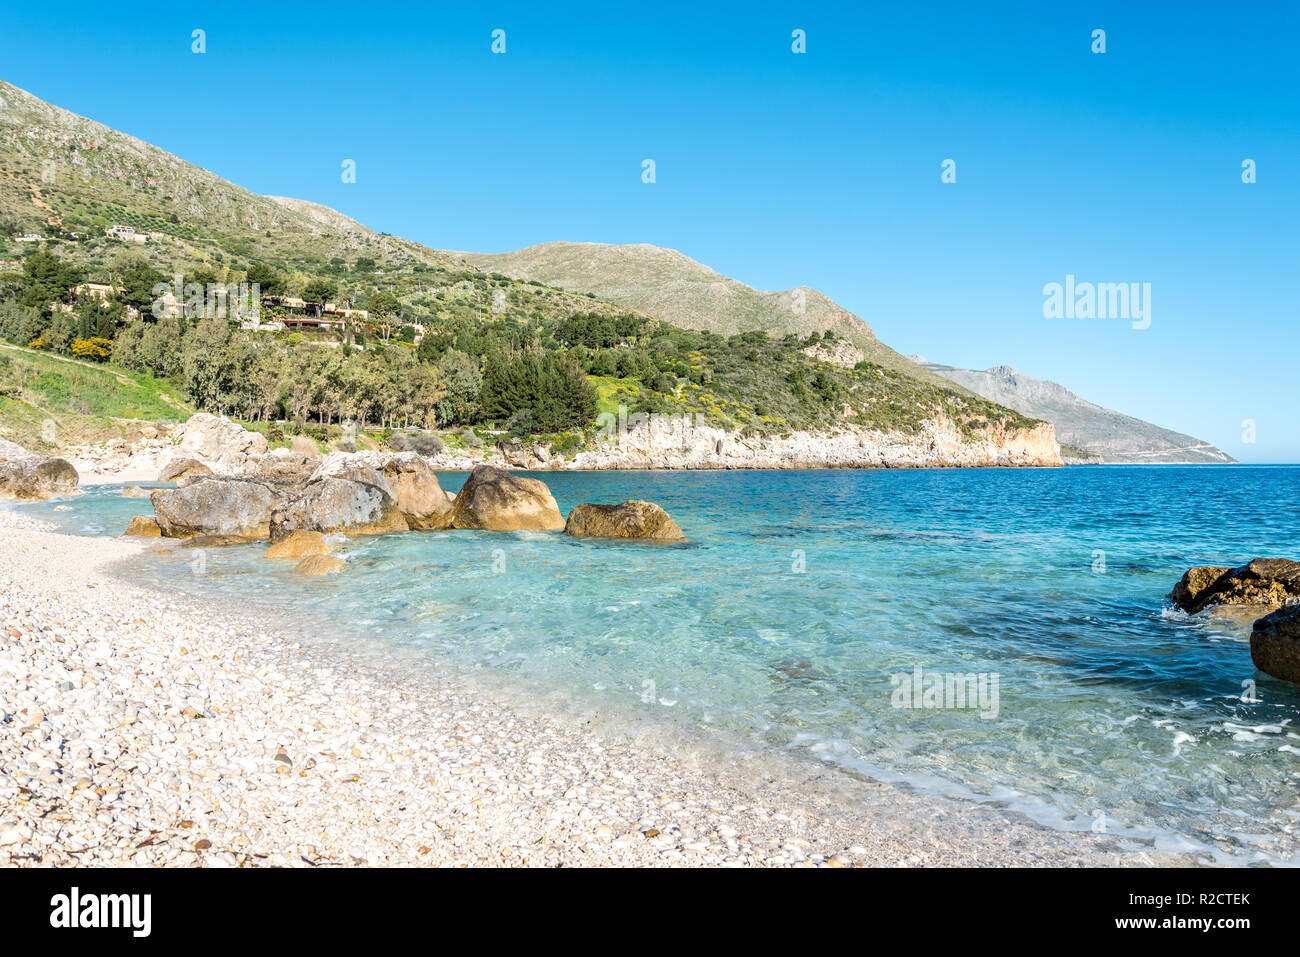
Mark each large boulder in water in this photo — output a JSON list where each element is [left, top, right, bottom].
[[449, 465, 564, 532], [269, 472, 408, 540], [380, 454, 453, 530], [150, 477, 287, 541], [308, 451, 454, 530], [1251, 605, 1300, 686], [1170, 559, 1300, 613], [564, 501, 685, 541], [0, 439, 79, 501]]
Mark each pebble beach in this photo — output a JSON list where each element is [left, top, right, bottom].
[[0, 508, 1186, 868]]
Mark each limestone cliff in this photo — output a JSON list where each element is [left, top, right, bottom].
[[564, 417, 1062, 470]]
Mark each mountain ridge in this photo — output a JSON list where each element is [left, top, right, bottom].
[[456, 240, 961, 389], [914, 358, 1234, 464]]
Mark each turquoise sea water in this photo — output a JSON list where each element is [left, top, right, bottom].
[[14, 466, 1300, 863]]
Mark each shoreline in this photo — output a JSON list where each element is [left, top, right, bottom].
[[1, 508, 1195, 867], [67, 460, 1260, 488]]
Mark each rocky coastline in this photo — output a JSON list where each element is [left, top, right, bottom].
[[53, 412, 1063, 484]]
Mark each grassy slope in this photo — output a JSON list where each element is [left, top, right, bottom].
[[0, 343, 192, 450]]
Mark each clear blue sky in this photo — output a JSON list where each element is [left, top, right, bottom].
[[3, 1, 1297, 461]]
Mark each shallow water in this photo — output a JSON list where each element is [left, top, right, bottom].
[[16, 466, 1300, 864]]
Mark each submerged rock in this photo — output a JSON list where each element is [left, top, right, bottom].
[[0, 439, 79, 501], [123, 515, 162, 537], [564, 501, 685, 541], [449, 465, 565, 532], [1170, 558, 1300, 613], [773, 658, 821, 682], [150, 478, 287, 541], [263, 529, 333, 560], [1251, 605, 1300, 686], [121, 485, 150, 498], [295, 554, 346, 576]]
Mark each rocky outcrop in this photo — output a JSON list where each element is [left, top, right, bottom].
[[1251, 605, 1300, 686], [123, 515, 162, 537], [63, 425, 179, 482], [803, 340, 865, 369], [294, 554, 345, 576], [916, 359, 1236, 465], [1169, 559, 1300, 614], [121, 485, 150, 498], [176, 412, 268, 464], [149, 478, 288, 541], [66, 415, 267, 483], [565, 501, 685, 541], [158, 457, 212, 482], [269, 474, 407, 541], [66, 409, 1068, 481], [449, 465, 565, 531], [0, 439, 79, 501], [263, 530, 333, 560], [501, 442, 552, 470]]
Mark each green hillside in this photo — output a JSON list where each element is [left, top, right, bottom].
[[0, 77, 1041, 451], [458, 241, 961, 389], [0, 79, 635, 328]]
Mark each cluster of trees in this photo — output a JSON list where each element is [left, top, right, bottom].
[[0, 299, 121, 354], [553, 311, 643, 349], [479, 352, 597, 433], [113, 317, 444, 429], [0, 249, 601, 434]]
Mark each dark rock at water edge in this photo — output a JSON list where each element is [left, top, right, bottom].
[[1169, 558, 1300, 614], [1251, 605, 1300, 686]]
